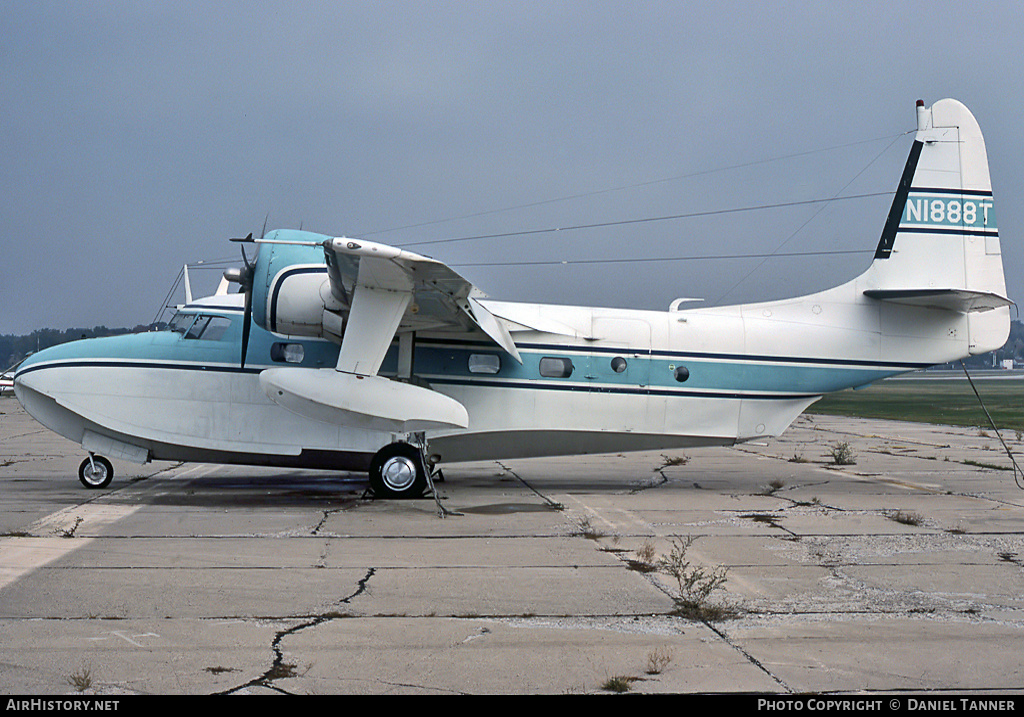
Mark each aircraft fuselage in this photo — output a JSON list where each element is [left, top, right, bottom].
[[14, 280, 950, 472]]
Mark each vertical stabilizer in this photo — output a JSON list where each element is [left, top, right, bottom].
[[863, 99, 1011, 354]]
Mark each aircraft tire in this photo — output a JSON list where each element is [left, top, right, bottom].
[[369, 443, 427, 499], [78, 455, 114, 489]]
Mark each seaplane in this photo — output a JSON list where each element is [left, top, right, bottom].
[[13, 99, 1012, 497], [0, 370, 15, 397]]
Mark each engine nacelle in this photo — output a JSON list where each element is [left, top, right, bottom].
[[248, 230, 344, 341]]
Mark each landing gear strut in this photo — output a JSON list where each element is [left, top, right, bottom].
[[78, 454, 113, 489]]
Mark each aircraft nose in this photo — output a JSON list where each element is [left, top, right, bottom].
[[12, 341, 81, 399], [13, 360, 53, 399]]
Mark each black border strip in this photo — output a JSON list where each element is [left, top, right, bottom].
[[896, 226, 998, 237], [16, 360, 264, 379], [421, 376, 821, 401], [907, 186, 994, 197], [417, 337, 931, 370], [875, 140, 924, 259]]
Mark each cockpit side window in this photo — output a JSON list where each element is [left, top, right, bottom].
[[185, 316, 211, 339], [180, 315, 232, 341], [198, 317, 231, 341]]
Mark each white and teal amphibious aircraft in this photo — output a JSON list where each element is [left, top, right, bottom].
[[14, 99, 1012, 497]]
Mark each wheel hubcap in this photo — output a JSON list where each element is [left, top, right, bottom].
[[83, 464, 107, 485], [381, 455, 418, 491]]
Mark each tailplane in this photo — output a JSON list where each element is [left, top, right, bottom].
[[862, 98, 1011, 354]]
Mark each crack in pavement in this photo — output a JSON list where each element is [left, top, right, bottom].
[[702, 618, 792, 692], [218, 567, 377, 695], [629, 469, 669, 493]]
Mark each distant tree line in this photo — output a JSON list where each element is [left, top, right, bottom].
[[988, 317, 1024, 366], [3, 319, 1023, 375]]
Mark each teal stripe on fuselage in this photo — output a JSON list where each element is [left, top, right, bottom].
[[391, 343, 904, 397], [16, 308, 336, 376], [18, 311, 913, 398]]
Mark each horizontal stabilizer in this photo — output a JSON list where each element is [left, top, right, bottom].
[[863, 288, 1014, 313], [260, 368, 469, 433]]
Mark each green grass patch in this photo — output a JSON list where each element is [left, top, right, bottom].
[[808, 378, 1024, 432]]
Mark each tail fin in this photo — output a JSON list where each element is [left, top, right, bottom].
[[863, 98, 1011, 354]]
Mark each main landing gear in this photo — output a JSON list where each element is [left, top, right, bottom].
[[368, 435, 445, 501], [369, 442, 428, 499], [78, 454, 113, 489]]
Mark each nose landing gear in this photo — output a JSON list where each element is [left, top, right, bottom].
[[78, 454, 114, 489]]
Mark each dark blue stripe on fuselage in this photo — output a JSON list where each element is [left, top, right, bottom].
[[908, 187, 994, 197], [415, 337, 931, 371], [16, 359, 264, 378], [895, 226, 998, 237]]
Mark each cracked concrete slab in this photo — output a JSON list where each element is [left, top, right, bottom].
[[724, 619, 1024, 693], [0, 617, 287, 695], [271, 616, 781, 694], [2, 396, 1024, 694]]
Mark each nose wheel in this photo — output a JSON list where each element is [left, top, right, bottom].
[[78, 454, 114, 489]]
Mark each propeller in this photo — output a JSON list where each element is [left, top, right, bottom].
[[227, 233, 257, 369]]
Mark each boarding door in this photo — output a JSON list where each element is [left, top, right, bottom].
[[587, 317, 652, 433]]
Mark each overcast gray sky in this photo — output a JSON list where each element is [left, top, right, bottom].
[[2, 1, 1022, 335]]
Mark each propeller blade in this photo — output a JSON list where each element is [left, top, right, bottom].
[[233, 237, 258, 369], [240, 285, 252, 369]]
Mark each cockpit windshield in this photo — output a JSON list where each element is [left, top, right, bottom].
[[168, 312, 194, 334]]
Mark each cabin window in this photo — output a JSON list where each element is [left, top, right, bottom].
[[468, 354, 501, 374], [539, 357, 574, 378], [610, 357, 628, 374], [271, 343, 305, 364], [674, 366, 690, 382]]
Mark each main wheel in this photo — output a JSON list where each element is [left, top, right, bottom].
[[369, 443, 427, 499], [78, 455, 113, 489]]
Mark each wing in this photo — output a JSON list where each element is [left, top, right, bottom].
[[323, 237, 521, 375], [253, 235, 509, 432], [250, 233, 521, 373]]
